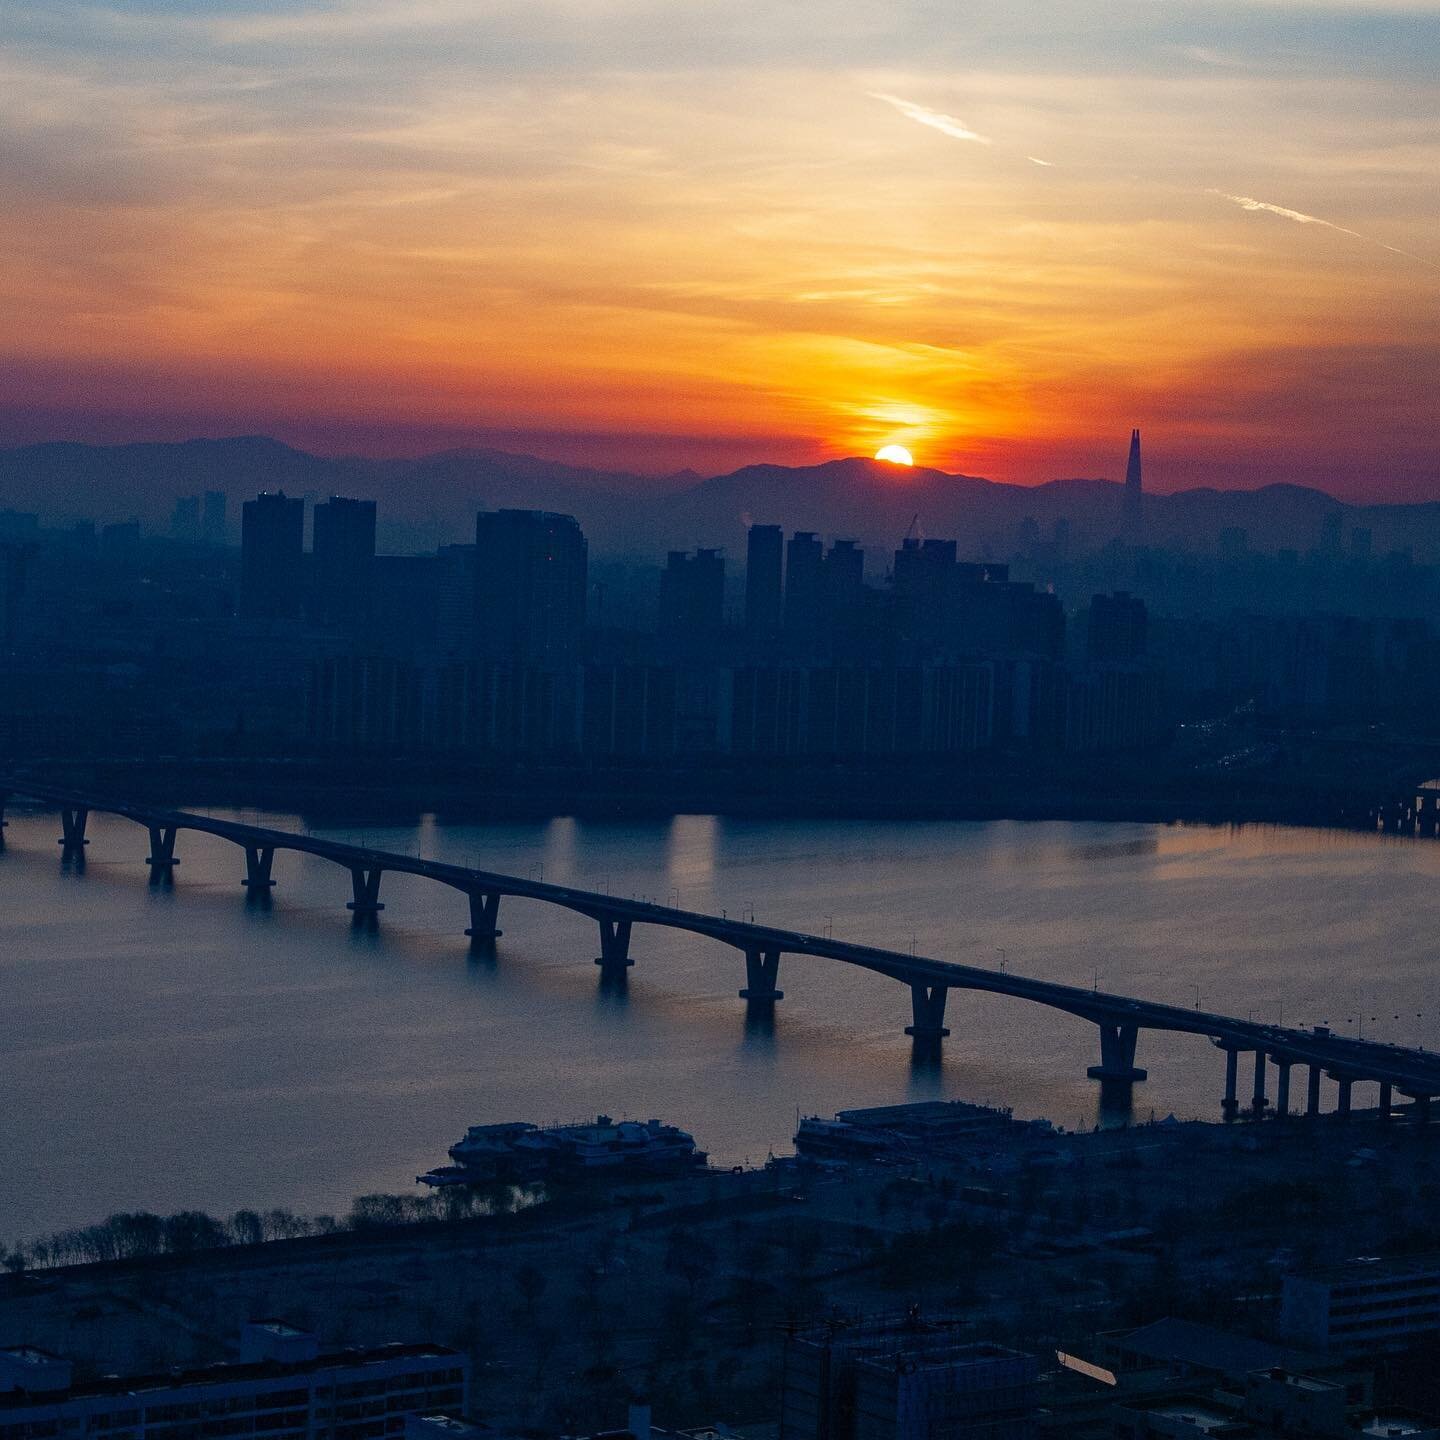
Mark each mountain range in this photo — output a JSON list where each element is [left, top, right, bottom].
[[3, 435, 1439, 564]]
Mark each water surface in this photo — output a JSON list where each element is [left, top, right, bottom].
[[1, 808, 1431, 1240]]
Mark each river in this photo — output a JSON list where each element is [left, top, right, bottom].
[[2, 806, 1433, 1240]]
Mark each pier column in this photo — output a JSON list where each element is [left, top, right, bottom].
[[242, 846, 277, 894], [465, 891, 503, 943], [58, 806, 89, 853], [1251, 1048, 1268, 1116], [146, 826, 179, 885], [1307, 1064, 1323, 1117], [346, 866, 385, 917], [1087, 1022, 1147, 1082], [739, 947, 783, 1002], [1275, 1059, 1292, 1117], [904, 983, 950, 1040], [594, 917, 634, 978], [1222, 1046, 1240, 1118], [1380, 1081, 1393, 1121], [1335, 1076, 1353, 1117], [1416, 1094, 1433, 1125]]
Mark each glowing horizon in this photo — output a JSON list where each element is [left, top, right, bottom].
[[2, 1, 1438, 498]]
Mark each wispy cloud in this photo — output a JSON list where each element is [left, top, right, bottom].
[[869, 92, 991, 145], [1027, 156, 1055, 167], [1211, 190, 1437, 269]]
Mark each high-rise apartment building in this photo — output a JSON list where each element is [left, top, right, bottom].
[[658, 548, 725, 635], [745, 524, 784, 636], [240, 491, 305, 620], [473, 509, 587, 665], [784, 531, 825, 639], [312, 495, 377, 629]]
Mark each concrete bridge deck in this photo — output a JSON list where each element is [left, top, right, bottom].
[[3, 777, 1437, 1119]]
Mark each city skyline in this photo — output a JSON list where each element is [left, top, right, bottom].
[[3, 1, 1438, 496]]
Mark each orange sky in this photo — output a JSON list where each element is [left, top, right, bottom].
[[2, 1, 1438, 495]]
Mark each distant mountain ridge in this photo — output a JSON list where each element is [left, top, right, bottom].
[[3, 435, 1438, 562]]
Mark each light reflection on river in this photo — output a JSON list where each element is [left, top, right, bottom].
[[1, 807, 1433, 1238]]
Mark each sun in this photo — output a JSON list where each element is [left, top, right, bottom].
[[875, 444, 914, 466]]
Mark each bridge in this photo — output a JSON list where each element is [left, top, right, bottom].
[[3, 777, 1438, 1124]]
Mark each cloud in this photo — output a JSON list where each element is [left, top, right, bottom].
[[1027, 156, 1055, 166], [868, 92, 991, 145], [1211, 189, 1438, 269]]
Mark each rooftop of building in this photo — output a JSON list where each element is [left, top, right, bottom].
[[832, 1099, 1014, 1129], [1248, 1367, 1339, 1394], [1103, 1318, 1332, 1379], [0, 1348, 64, 1368], [404, 1414, 488, 1439], [0, 1342, 462, 1408], [1289, 1255, 1440, 1287], [1356, 1416, 1437, 1437], [246, 1320, 310, 1340], [1116, 1395, 1248, 1435]]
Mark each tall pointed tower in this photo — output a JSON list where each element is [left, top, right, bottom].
[[1123, 428, 1143, 533]]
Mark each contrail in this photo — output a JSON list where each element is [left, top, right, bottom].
[[1211, 190, 1437, 269], [869, 92, 991, 145], [1027, 156, 1055, 167]]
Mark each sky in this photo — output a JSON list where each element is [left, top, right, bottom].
[[2, 0, 1439, 497]]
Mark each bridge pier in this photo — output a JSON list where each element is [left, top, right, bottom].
[[1087, 1022, 1146, 1082], [1307, 1064, 1323, 1117], [1415, 1094, 1433, 1125], [146, 826, 180, 886], [594, 917, 634, 980], [58, 806, 89, 854], [242, 846, 277, 895], [738, 947, 783, 1002], [465, 891, 503, 943], [904, 983, 950, 1040], [1251, 1048, 1268, 1116], [1222, 1046, 1240, 1118], [1275, 1059, 1292, 1117], [1380, 1081, 1393, 1120], [1335, 1075, 1353, 1118], [346, 866, 385, 918]]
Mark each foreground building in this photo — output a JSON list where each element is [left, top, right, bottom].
[[781, 1316, 1038, 1439], [0, 1324, 467, 1440], [1281, 1256, 1440, 1356]]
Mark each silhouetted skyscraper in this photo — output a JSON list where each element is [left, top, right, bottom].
[[312, 495, 377, 629], [1123, 428, 1143, 532], [659, 548, 724, 635], [784, 531, 825, 639], [893, 536, 957, 640], [474, 509, 587, 665], [825, 539, 865, 637], [1088, 591, 1147, 662], [745, 524, 783, 636], [240, 491, 305, 620]]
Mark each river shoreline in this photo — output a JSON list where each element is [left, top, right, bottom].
[[4, 754, 1423, 835]]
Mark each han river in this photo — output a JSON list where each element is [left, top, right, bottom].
[[2, 805, 1435, 1240]]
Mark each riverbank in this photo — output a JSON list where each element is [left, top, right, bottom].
[[5, 739, 1433, 831], [2, 1106, 1432, 1428]]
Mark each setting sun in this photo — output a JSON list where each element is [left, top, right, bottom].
[[875, 445, 914, 466]]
